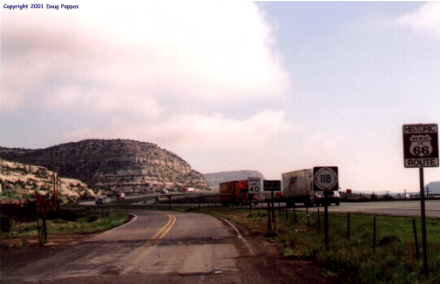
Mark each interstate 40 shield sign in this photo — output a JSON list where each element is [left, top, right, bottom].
[[403, 124, 439, 168]]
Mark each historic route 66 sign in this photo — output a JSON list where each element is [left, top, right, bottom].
[[403, 124, 439, 168], [409, 135, 433, 157]]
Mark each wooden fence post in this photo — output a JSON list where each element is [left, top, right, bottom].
[[373, 216, 376, 254], [317, 208, 320, 234], [412, 218, 420, 260]]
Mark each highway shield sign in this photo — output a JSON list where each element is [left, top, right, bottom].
[[403, 124, 439, 168], [313, 167, 338, 191]]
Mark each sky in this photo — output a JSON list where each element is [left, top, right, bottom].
[[1, 1, 439, 193]]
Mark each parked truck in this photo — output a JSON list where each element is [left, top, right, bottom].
[[282, 169, 340, 207], [219, 180, 258, 206]]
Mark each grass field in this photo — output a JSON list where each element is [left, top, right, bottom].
[[0, 208, 130, 248], [197, 206, 440, 284]]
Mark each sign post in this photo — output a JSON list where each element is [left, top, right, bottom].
[[313, 167, 338, 247], [263, 180, 281, 235], [248, 177, 261, 216], [403, 123, 438, 277]]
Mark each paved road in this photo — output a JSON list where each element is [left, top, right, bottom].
[[79, 193, 158, 206], [3, 201, 433, 283], [3, 210, 330, 284], [302, 200, 440, 219], [140, 200, 440, 219]]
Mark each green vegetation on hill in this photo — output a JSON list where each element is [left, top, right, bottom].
[[0, 139, 210, 194]]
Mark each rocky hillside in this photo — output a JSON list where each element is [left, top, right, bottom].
[[204, 170, 264, 191], [0, 160, 95, 203], [0, 139, 210, 192]]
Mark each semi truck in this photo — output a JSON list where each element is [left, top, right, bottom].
[[184, 187, 195, 193], [282, 169, 340, 207], [219, 180, 258, 206], [282, 169, 315, 207]]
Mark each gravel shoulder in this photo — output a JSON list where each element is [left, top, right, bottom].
[[227, 219, 343, 284]]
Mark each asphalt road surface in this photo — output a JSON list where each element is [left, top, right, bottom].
[[0, 210, 337, 284], [302, 200, 440, 219]]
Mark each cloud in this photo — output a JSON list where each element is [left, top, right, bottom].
[[303, 134, 343, 153], [152, 110, 289, 151], [395, 2, 440, 39], [2, 1, 293, 170], [2, 1, 290, 115], [63, 110, 289, 152]]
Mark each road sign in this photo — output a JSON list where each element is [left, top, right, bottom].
[[403, 124, 439, 168], [313, 167, 338, 191], [35, 199, 56, 214], [403, 124, 438, 277], [248, 177, 261, 194], [263, 180, 281, 191]]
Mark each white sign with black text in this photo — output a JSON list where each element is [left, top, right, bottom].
[[248, 177, 261, 194], [313, 167, 338, 191]]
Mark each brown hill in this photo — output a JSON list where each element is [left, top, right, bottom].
[[0, 139, 210, 193]]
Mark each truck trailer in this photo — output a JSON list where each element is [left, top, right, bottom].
[[282, 169, 340, 207], [219, 180, 258, 206], [282, 169, 315, 207]]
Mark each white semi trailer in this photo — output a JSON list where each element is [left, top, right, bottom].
[[282, 169, 315, 207], [282, 169, 340, 207]]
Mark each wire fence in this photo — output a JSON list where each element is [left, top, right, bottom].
[[138, 197, 440, 266], [2, 197, 439, 257]]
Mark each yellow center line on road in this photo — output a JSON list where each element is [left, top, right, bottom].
[[120, 214, 177, 275], [143, 214, 176, 247]]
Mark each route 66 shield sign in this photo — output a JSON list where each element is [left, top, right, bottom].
[[409, 135, 433, 157]]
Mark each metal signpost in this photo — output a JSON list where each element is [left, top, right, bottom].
[[35, 198, 57, 245], [313, 167, 338, 247], [403, 123, 439, 277], [263, 180, 281, 234]]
